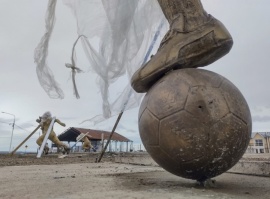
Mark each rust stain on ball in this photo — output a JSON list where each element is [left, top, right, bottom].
[[139, 68, 252, 181]]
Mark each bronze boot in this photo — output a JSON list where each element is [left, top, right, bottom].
[[131, 0, 233, 93]]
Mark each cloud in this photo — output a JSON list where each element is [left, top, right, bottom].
[[117, 123, 137, 134], [0, 118, 12, 125], [252, 115, 270, 123], [1, 0, 270, 151]]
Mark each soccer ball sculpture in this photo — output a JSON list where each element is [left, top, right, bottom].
[[138, 68, 251, 182]]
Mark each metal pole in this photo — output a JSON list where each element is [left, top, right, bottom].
[[1, 112, 15, 153], [11, 125, 41, 155], [10, 119, 15, 153], [120, 142, 123, 153], [109, 140, 112, 152], [37, 117, 56, 158], [96, 111, 124, 162], [131, 141, 133, 152]]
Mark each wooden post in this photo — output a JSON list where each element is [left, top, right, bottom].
[[11, 125, 41, 155], [37, 117, 55, 158], [101, 133, 104, 151], [130, 141, 133, 152]]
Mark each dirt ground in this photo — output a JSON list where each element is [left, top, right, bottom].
[[0, 153, 269, 199], [1, 152, 269, 167], [0, 152, 109, 167]]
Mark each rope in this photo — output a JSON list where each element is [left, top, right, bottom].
[[65, 35, 86, 99]]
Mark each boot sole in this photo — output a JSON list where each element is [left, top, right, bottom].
[[131, 20, 233, 93]]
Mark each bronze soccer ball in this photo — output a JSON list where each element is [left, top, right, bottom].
[[138, 68, 252, 181]]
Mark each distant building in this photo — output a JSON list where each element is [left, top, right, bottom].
[[56, 127, 133, 152], [246, 132, 270, 154]]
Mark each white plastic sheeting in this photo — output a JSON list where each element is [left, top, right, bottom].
[[35, 0, 168, 124], [34, 0, 64, 99]]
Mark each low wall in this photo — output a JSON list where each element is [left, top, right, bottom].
[[114, 152, 270, 177], [229, 161, 270, 177]]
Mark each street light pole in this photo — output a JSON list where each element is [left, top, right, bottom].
[[1, 112, 15, 153]]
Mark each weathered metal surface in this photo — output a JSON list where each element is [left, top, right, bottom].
[[131, 0, 233, 93], [138, 69, 252, 181]]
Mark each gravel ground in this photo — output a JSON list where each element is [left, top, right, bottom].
[[1, 152, 269, 167], [0, 153, 108, 167], [0, 153, 269, 199]]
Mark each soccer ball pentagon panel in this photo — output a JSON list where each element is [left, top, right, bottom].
[[138, 68, 251, 182]]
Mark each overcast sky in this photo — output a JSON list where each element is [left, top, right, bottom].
[[0, 0, 270, 152]]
